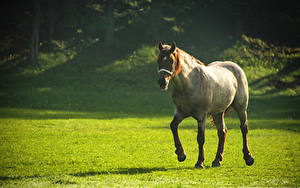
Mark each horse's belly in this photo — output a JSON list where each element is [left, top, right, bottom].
[[209, 93, 235, 113], [173, 92, 211, 115], [209, 77, 237, 113]]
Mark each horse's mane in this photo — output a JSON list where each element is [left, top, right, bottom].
[[161, 44, 205, 66], [176, 48, 205, 66]]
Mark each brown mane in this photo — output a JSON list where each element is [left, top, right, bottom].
[[173, 50, 182, 76], [161, 44, 205, 66], [158, 43, 205, 78], [176, 48, 205, 66]]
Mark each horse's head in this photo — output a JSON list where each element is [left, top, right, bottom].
[[157, 41, 181, 90]]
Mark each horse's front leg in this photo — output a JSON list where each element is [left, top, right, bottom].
[[170, 114, 186, 162], [194, 113, 207, 169]]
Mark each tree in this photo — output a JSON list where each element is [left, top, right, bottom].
[[105, 0, 114, 47], [48, 0, 58, 45], [146, 0, 162, 41], [30, 0, 40, 67]]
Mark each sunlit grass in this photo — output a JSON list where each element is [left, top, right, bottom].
[[0, 113, 299, 187]]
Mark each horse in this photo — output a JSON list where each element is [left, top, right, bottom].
[[156, 42, 254, 168]]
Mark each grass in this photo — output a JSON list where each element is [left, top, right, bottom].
[[0, 36, 300, 187], [0, 115, 299, 187]]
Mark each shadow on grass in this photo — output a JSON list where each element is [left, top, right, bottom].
[[0, 94, 299, 121], [249, 58, 300, 95], [0, 167, 195, 181], [0, 107, 173, 120], [71, 167, 167, 176], [70, 166, 195, 177], [0, 174, 41, 181]]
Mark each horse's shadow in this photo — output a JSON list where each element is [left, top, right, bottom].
[[70, 166, 196, 177], [0, 166, 210, 181]]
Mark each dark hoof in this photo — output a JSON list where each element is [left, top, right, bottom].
[[177, 152, 186, 162], [244, 153, 254, 166], [212, 161, 221, 167], [245, 156, 254, 166], [195, 163, 204, 169]]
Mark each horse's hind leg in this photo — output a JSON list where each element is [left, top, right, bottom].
[[212, 112, 228, 167], [235, 109, 254, 166]]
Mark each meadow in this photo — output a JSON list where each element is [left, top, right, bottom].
[[0, 36, 300, 187]]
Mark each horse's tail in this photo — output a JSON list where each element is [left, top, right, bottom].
[[209, 115, 214, 127]]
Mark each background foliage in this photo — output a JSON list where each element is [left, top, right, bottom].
[[0, 0, 299, 187]]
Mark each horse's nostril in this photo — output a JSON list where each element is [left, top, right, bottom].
[[158, 78, 166, 87], [158, 78, 169, 90]]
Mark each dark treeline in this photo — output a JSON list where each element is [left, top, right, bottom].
[[0, 0, 299, 65]]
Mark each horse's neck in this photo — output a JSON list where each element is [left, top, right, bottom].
[[172, 51, 203, 91], [181, 53, 200, 75]]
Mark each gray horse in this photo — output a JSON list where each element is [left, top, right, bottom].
[[157, 42, 254, 168]]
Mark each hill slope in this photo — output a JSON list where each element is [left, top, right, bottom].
[[0, 35, 299, 120]]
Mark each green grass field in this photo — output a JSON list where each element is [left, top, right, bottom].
[[0, 114, 299, 187], [0, 38, 300, 187]]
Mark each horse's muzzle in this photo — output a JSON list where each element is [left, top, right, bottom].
[[158, 77, 169, 90]]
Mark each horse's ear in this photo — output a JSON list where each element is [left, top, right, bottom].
[[158, 41, 163, 51], [170, 41, 176, 53]]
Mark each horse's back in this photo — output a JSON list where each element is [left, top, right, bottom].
[[207, 61, 249, 110], [208, 61, 247, 85]]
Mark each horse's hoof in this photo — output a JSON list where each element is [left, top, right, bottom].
[[245, 156, 254, 166], [195, 163, 204, 169], [212, 161, 221, 167], [177, 152, 186, 162]]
